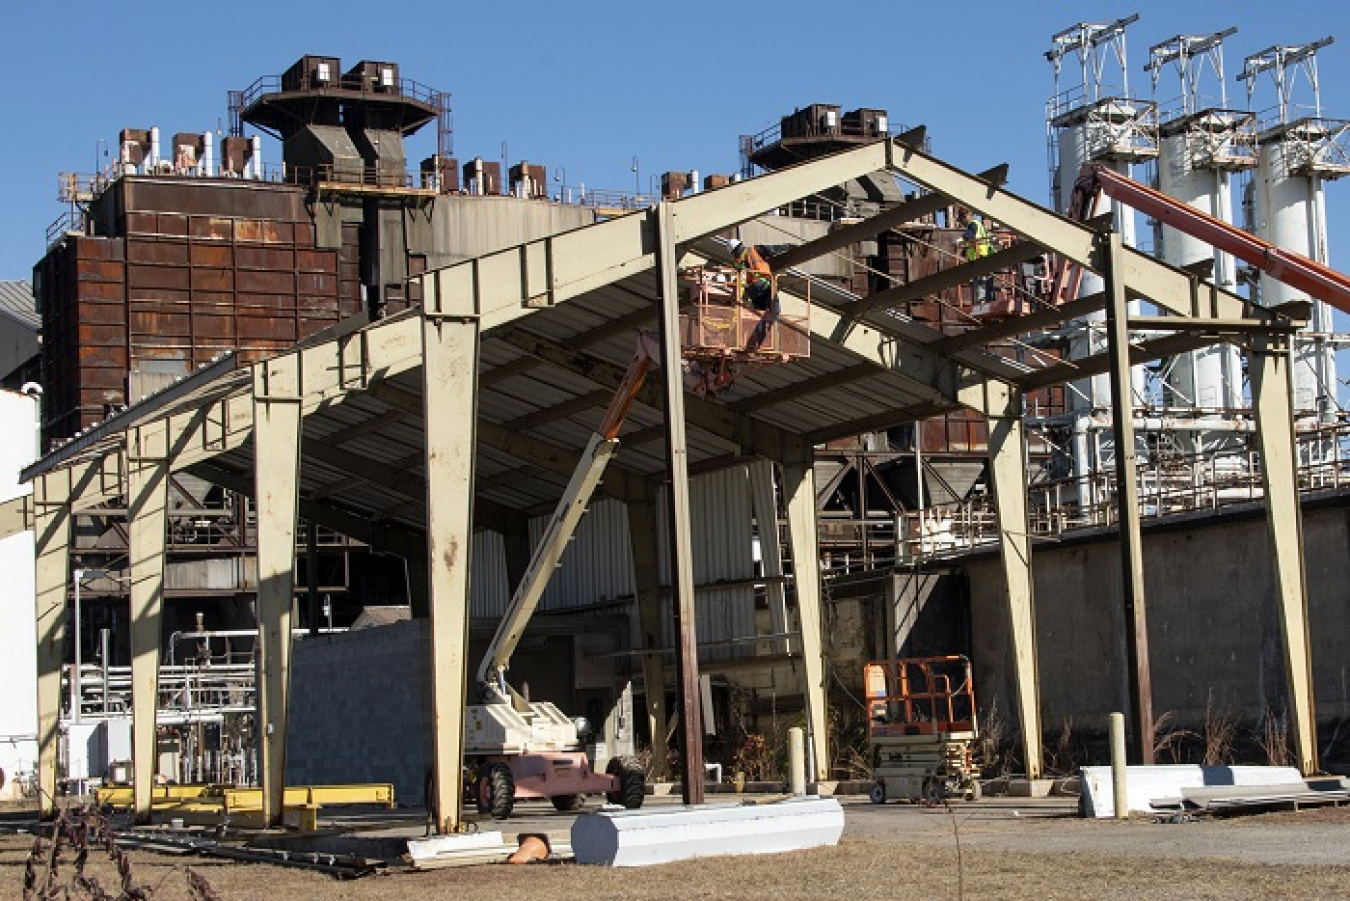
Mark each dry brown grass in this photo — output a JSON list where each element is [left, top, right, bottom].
[[7, 814, 1350, 901]]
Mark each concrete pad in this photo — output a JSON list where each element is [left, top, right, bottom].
[[1080, 765, 1303, 818], [571, 797, 844, 867]]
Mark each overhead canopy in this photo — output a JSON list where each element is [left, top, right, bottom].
[[13, 135, 1299, 539]]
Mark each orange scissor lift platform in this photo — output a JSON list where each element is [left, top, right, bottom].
[[865, 655, 982, 803]]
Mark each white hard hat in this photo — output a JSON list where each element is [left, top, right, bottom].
[[728, 238, 744, 256]]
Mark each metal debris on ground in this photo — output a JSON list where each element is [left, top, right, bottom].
[[22, 803, 219, 901]]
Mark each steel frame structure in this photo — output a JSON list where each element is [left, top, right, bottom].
[[4, 134, 1317, 830]]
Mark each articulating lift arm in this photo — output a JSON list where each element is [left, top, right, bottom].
[[474, 341, 657, 704], [1079, 163, 1350, 315]]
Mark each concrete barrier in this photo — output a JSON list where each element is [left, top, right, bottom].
[[571, 797, 844, 867], [1080, 765, 1303, 817]]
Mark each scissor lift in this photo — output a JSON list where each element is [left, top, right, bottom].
[[865, 655, 981, 804]]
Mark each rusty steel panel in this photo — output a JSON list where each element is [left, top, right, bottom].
[[126, 264, 190, 291], [190, 244, 233, 267], [77, 343, 127, 364], [236, 316, 297, 342], [76, 301, 127, 325], [234, 270, 295, 294], [191, 314, 236, 339], [189, 268, 234, 292], [126, 240, 189, 265], [296, 272, 337, 294], [298, 296, 339, 316], [130, 311, 192, 337], [191, 291, 234, 308], [73, 238, 123, 262], [74, 260, 125, 282], [236, 245, 296, 270], [190, 217, 234, 241], [295, 249, 336, 272], [235, 219, 289, 244], [156, 214, 190, 237]]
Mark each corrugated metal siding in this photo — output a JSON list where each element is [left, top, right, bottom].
[[536, 498, 634, 612], [470, 530, 511, 618], [658, 467, 756, 661]]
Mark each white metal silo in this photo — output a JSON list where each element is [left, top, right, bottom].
[[1046, 16, 1156, 509], [1147, 30, 1251, 417], [1241, 38, 1345, 426]]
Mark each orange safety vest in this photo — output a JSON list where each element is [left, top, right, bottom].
[[736, 246, 773, 286]]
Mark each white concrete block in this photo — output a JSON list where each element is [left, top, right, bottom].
[[571, 797, 844, 867], [1080, 765, 1303, 817], [406, 831, 505, 862]]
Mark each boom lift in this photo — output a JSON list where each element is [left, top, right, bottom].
[[465, 254, 811, 819]]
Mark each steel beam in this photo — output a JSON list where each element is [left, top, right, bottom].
[[1249, 334, 1318, 774], [748, 460, 790, 656], [420, 298, 480, 833], [126, 422, 169, 823], [844, 241, 1047, 321], [31, 481, 70, 819], [782, 450, 829, 782], [1105, 233, 1154, 765], [626, 492, 670, 780], [655, 203, 705, 805], [765, 164, 1010, 272], [885, 139, 1278, 324], [930, 293, 1109, 355], [980, 381, 1043, 779], [252, 356, 303, 827]]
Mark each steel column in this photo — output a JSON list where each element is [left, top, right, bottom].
[[984, 386, 1044, 779], [252, 357, 303, 827], [748, 460, 791, 655], [126, 423, 169, 823], [626, 493, 670, 780], [1103, 232, 1155, 765], [32, 481, 70, 819], [420, 303, 480, 833], [1250, 334, 1319, 773], [782, 452, 830, 781], [654, 202, 705, 805]]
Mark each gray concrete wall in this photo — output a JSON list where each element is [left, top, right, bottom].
[[964, 501, 1350, 738], [286, 619, 433, 804], [286, 617, 624, 804]]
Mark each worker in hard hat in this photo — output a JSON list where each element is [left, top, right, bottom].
[[956, 209, 996, 303], [729, 238, 785, 352], [728, 239, 777, 312]]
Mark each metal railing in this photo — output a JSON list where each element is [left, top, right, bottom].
[[234, 73, 446, 115], [820, 422, 1350, 567]]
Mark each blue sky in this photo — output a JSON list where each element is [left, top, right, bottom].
[[3, 0, 1347, 289]]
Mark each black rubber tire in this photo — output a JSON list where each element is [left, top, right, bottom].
[[869, 782, 887, 805], [605, 756, 645, 809], [550, 793, 583, 812], [477, 763, 515, 820]]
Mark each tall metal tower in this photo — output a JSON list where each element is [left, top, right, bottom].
[[1240, 37, 1349, 427], [1045, 15, 1158, 507], [1145, 28, 1253, 432]]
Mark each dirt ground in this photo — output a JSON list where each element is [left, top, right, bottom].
[[4, 800, 1349, 900]]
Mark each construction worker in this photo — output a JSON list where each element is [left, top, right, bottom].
[[728, 239, 777, 312], [729, 238, 785, 352], [956, 209, 996, 303]]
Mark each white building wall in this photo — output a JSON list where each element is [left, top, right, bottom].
[[0, 390, 40, 799]]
